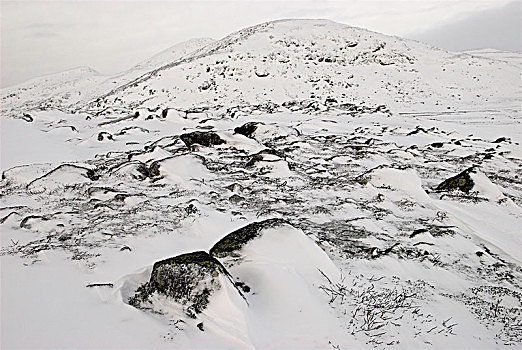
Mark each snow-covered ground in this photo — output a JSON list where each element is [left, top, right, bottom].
[[1, 19, 521, 349]]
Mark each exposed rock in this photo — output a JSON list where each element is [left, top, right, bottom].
[[148, 161, 161, 178], [22, 113, 33, 122], [245, 149, 284, 167], [255, 70, 269, 78], [161, 108, 169, 119], [97, 132, 113, 141], [229, 194, 244, 203], [129, 251, 229, 318], [234, 122, 260, 138], [436, 167, 475, 193], [210, 218, 288, 258], [245, 154, 264, 168], [180, 131, 226, 149]]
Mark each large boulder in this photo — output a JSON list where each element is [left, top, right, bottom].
[[179, 131, 225, 149], [436, 167, 475, 193], [210, 218, 287, 258], [234, 122, 261, 138], [208, 219, 343, 347], [129, 251, 231, 318]]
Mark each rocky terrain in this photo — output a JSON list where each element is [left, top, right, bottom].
[[1, 19, 521, 349]]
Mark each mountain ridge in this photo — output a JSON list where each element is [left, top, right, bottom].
[[3, 19, 519, 117]]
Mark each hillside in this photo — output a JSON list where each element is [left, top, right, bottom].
[[1, 19, 521, 349]]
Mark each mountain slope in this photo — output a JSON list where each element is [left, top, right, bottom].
[[76, 19, 522, 112], [1, 38, 215, 115]]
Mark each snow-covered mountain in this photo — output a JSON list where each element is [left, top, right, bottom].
[[1, 19, 521, 349]]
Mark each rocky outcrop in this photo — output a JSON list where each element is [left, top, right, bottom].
[[129, 219, 289, 316], [234, 122, 260, 138], [180, 131, 226, 149], [129, 251, 230, 318], [436, 167, 475, 193], [210, 218, 287, 258]]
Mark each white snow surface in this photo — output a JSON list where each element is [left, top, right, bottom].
[[1, 19, 521, 349]]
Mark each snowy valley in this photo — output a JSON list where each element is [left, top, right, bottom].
[[1, 19, 521, 349]]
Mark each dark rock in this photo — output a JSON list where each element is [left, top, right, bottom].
[[410, 228, 428, 238], [407, 126, 428, 136], [245, 154, 264, 168], [235, 281, 251, 293], [245, 149, 284, 167], [185, 204, 198, 215], [129, 251, 228, 318], [324, 97, 337, 105], [255, 71, 269, 77], [180, 131, 225, 149], [229, 194, 244, 203], [197, 322, 204, 331], [161, 108, 169, 119], [22, 113, 33, 122], [234, 122, 259, 138], [436, 167, 475, 193], [149, 161, 161, 178], [97, 132, 113, 141], [431, 142, 444, 148], [20, 215, 49, 229], [493, 137, 507, 143], [86, 169, 100, 181], [210, 218, 287, 258]]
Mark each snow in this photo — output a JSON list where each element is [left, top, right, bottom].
[[0, 118, 81, 170], [1, 18, 521, 350]]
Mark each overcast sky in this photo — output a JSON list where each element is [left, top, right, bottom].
[[1, 0, 520, 88]]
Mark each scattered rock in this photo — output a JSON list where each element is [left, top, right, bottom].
[[410, 228, 428, 238], [255, 70, 269, 78], [21, 113, 33, 122], [98, 132, 114, 141], [245, 149, 284, 167], [229, 194, 244, 203], [234, 122, 260, 138], [161, 108, 169, 119], [149, 161, 161, 178], [185, 204, 198, 215], [436, 167, 475, 193], [180, 131, 225, 149], [235, 281, 251, 293]]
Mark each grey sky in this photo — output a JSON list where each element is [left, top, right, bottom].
[[407, 1, 521, 52], [1, 1, 519, 88]]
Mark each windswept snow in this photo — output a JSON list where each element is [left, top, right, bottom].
[[1, 19, 521, 349]]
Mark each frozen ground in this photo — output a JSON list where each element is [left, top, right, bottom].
[[1, 19, 521, 349]]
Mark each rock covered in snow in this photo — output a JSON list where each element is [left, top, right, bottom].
[[129, 251, 231, 318]]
